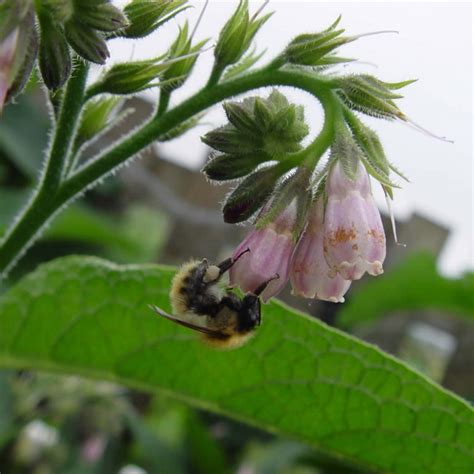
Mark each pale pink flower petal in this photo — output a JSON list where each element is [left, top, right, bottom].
[[290, 199, 351, 302], [323, 160, 386, 280], [229, 202, 297, 302]]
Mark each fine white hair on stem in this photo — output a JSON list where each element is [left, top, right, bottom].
[[402, 116, 454, 143], [159, 46, 213, 67], [251, 0, 271, 21], [384, 189, 406, 247], [190, 0, 209, 41], [343, 60, 378, 69], [351, 30, 399, 40]]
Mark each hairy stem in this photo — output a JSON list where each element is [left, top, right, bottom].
[[46, 60, 89, 187], [0, 68, 335, 278], [0, 61, 89, 277], [155, 89, 171, 118]]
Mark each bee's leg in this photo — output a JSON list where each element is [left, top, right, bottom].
[[240, 274, 280, 327], [253, 273, 280, 297], [216, 248, 251, 276]]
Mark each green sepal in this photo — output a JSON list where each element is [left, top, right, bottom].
[[360, 155, 399, 189], [223, 165, 282, 223], [257, 169, 312, 239], [284, 16, 352, 66], [330, 124, 365, 181], [122, 0, 189, 39], [214, 0, 271, 69], [335, 74, 414, 120], [201, 124, 261, 155], [205, 90, 309, 169], [44, 0, 74, 23], [72, 2, 128, 32], [388, 162, 409, 182], [272, 104, 309, 144], [38, 8, 72, 90], [223, 99, 260, 137], [343, 106, 402, 189], [222, 47, 266, 81], [253, 97, 273, 132], [203, 152, 266, 181], [158, 112, 205, 141], [90, 58, 168, 95], [77, 96, 123, 145], [64, 20, 109, 64], [160, 22, 209, 92]]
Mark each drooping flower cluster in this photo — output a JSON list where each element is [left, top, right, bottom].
[[229, 159, 386, 303], [201, 83, 408, 304]]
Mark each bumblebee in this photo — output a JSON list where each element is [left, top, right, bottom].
[[150, 250, 278, 348]]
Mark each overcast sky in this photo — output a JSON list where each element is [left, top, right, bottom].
[[110, 1, 472, 276]]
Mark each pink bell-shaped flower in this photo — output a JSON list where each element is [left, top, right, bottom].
[[290, 198, 351, 302], [323, 160, 386, 280], [229, 202, 298, 302]]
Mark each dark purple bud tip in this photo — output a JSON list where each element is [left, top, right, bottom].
[[223, 200, 252, 224]]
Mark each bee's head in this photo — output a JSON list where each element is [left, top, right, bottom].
[[237, 293, 261, 333], [236, 273, 280, 333]]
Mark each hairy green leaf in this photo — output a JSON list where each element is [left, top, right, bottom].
[[0, 256, 473, 473]]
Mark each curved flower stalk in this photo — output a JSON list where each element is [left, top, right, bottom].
[[323, 160, 386, 280], [0, 1, 435, 286], [291, 198, 351, 302]]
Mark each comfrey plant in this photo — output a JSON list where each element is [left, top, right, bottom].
[[0, 0, 437, 288]]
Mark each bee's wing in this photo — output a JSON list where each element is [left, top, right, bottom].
[[148, 305, 227, 339]]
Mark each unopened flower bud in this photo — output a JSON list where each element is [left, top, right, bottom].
[[290, 198, 351, 302], [230, 202, 298, 301], [160, 22, 208, 92], [90, 59, 166, 96], [73, 3, 128, 32], [284, 16, 352, 67], [203, 152, 265, 181], [323, 160, 386, 280], [335, 74, 414, 120], [122, 0, 189, 39], [214, 0, 271, 69], [223, 165, 281, 223], [38, 9, 71, 90], [65, 20, 109, 65]]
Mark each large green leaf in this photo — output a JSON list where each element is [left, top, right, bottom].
[[0, 256, 472, 474], [338, 253, 474, 329]]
